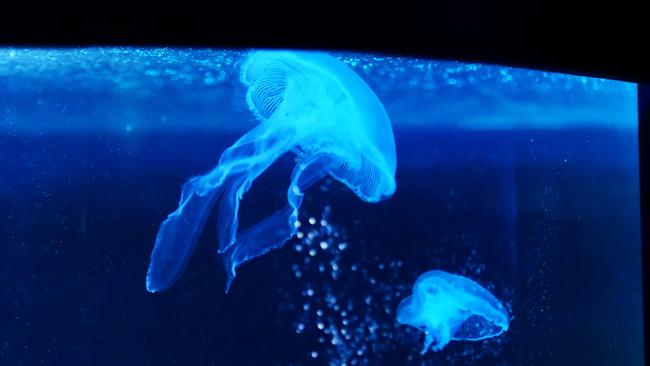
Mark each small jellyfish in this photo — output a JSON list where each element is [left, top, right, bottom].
[[396, 270, 510, 353], [146, 50, 397, 293]]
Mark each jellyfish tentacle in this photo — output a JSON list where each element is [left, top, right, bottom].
[[146, 123, 293, 293], [222, 154, 332, 292]]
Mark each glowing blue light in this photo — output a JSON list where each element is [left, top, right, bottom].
[[397, 270, 510, 353], [145, 50, 397, 293]]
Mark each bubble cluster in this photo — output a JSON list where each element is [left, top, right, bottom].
[[281, 206, 404, 365]]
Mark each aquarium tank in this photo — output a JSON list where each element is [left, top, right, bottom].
[[0, 48, 643, 365]]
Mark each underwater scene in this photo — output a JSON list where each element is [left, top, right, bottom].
[[0, 48, 643, 365]]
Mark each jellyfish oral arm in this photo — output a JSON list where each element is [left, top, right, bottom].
[[145, 175, 222, 293], [145, 123, 292, 293], [215, 174, 249, 254], [221, 154, 331, 292], [214, 121, 297, 254], [422, 326, 452, 354]]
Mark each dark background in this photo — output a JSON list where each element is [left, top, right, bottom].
[[0, 0, 648, 83]]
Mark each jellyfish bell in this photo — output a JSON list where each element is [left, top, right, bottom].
[[240, 50, 397, 202], [145, 50, 397, 294], [396, 270, 510, 354]]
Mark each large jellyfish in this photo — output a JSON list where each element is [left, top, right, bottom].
[[145, 50, 397, 293], [396, 270, 510, 353]]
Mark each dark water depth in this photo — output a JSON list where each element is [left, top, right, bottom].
[[0, 128, 642, 365]]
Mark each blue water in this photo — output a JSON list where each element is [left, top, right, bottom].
[[0, 48, 643, 365]]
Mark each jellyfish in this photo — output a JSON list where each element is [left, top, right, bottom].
[[396, 270, 510, 353], [145, 50, 397, 293]]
